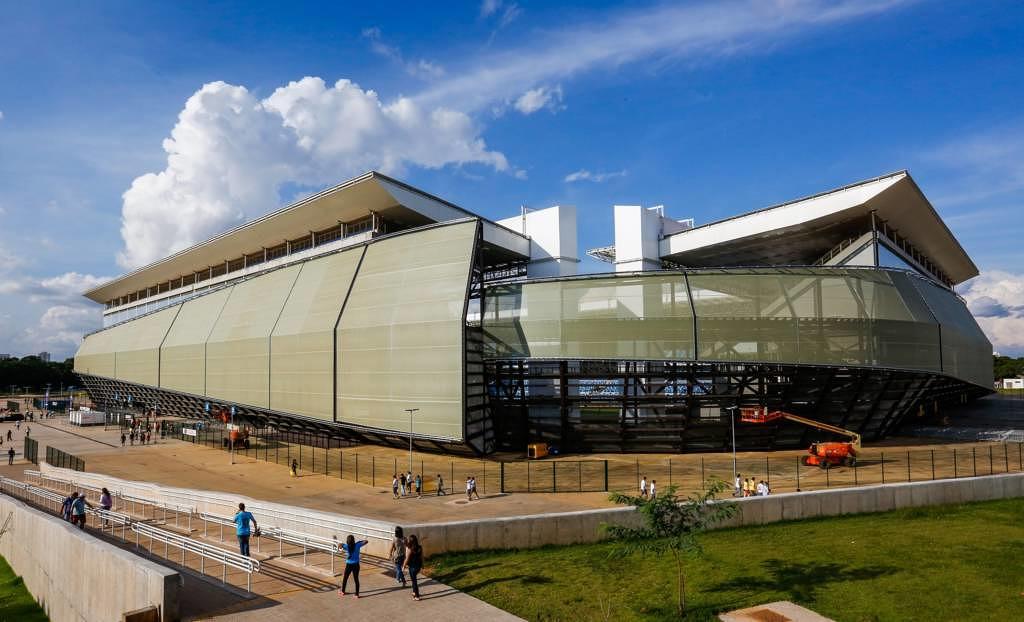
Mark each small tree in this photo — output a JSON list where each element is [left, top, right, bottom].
[[604, 478, 737, 616]]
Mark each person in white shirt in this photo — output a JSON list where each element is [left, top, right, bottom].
[[649, 480, 657, 499], [755, 481, 765, 496], [734, 473, 742, 497], [761, 480, 770, 496], [639, 476, 648, 497]]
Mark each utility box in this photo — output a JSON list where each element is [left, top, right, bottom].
[[527, 443, 548, 459]]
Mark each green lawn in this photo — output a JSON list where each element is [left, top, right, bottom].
[[0, 556, 46, 622], [430, 498, 1024, 621]]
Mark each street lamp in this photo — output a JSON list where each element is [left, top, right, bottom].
[[405, 408, 420, 474], [727, 405, 739, 483], [229, 405, 237, 465]]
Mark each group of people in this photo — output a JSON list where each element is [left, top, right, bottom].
[[638, 475, 658, 498], [230, 504, 427, 601], [735, 473, 771, 497], [390, 472, 465, 499], [120, 421, 155, 446], [384, 526, 425, 601], [58, 487, 113, 529], [391, 472, 425, 498], [465, 476, 481, 501]]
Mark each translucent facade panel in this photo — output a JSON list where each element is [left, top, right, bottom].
[[483, 275, 694, 360], [206, 265, 302, 408], [337, 221, 476, 441], [113, 305, 181, 387], [687, 269, 942, 370], [159, 288, 233, 396], [74, 327, 117, 378], [270, 248, 364, 421], [911, 277, 993, 387]]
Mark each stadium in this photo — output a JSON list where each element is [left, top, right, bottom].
[[73, 170, 993, 455]]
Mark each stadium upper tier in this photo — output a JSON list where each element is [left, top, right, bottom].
[[483, 267, 992, 389]]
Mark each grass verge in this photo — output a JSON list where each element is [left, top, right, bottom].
[[0, 555, 47, 621], [430, 497, 1024, 621]]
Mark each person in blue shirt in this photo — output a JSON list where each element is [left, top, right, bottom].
[[339, 534, 369, 598], [233, 503, 258, 557]]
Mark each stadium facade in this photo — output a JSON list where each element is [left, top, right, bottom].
[[74, 170, 993, 454]]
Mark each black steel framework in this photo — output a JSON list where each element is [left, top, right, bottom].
[[485, 359, 988, 453]]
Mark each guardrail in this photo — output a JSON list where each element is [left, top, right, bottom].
[[246, 502, 392, 544], [130, 522, 260, 591], [200, 511, 342, 573], [121, 494, 194, 529], [261, 526, 341, 574], [34, 466, 391, 558]]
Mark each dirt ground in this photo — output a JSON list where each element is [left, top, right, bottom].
[[5, 409, 1020, 524]]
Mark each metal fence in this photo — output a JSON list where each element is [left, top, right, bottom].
[[45, 446, 85, 471], [169, 420, 1024, 496], [23, 436, 38, 464]]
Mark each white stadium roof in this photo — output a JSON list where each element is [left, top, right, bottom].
[[660, 171, 978, 285]]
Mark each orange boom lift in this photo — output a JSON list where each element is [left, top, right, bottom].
[[741, 407, 861, 468]]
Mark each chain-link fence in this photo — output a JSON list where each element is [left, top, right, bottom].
[[168, 421, 1024, 496]]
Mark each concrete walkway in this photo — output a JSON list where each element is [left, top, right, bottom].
[[197, 559, 523, 622]]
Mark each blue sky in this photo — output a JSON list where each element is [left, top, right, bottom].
[[1, 0, 1023, 359]]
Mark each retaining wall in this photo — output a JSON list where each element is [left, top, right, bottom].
[[0, 493, 179, 622], [39, 463, 1024, 557]]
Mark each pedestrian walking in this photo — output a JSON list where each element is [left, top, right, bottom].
[[639, 475, 648, 497], [400, 472, 407, 496], [436, 473, 446, 496], [471, 476, 481, 500], [466, 476, 473, 501], [734, 473, 742, 497], [5, 430, 10, 441], [61, 492, 75, 522], [392, 474, 400, 499], [650, 480, 657, 499], [340, 534, 368, 598], [234, 503, 258, 557], [120, 433, 126, 447], [71, 492, 91, 529], [389, 526, 407, 587], [290, 459, 298, 477], [129, 432, 134, 446], [415, 473, 422, 498], [404, 534, 424, 601], [99, 487, 113, 527], [7, 447, 13, 465]]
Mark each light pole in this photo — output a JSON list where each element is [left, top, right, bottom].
[[229, 405, 236, 465], [727, 406, 739, 482], [405, 408, 419, 474]]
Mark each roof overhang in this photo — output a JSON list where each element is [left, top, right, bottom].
[[85, 172, 529, 303], [660, 171, 978, 285]]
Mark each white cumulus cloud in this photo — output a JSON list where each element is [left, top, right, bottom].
[[514, 85, 563, 115], [564, 169, 627, 183], [117, 77, 509, 269], [960, 270, 1024, 356]]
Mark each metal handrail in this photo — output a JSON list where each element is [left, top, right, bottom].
[[260, 526, 342, 574], [131, 521, 260, 591], [247, 503, 392, 541], [33, 469, 390, 543]]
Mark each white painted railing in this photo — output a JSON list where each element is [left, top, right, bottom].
[[131, 521, 260, 591]]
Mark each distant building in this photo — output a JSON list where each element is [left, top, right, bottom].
[[0, 354, 11, 360], [37, 352, 51, 362], [1000, 377, 1024, 390]]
